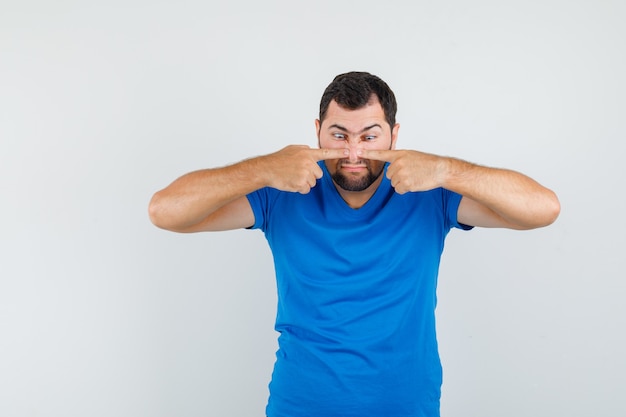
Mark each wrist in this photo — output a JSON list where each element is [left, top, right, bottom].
[[437, 156, 473, 191], [239, 155, 272, 189]]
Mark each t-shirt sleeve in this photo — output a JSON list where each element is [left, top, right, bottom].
[[246, 187, 278, 232], [443, 189, 473, 231]]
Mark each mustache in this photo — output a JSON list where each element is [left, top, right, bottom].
[[338, 158, 370, 166]]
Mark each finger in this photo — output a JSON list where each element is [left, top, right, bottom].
[[313, 164, 324, 179], [388, 175, 406, 194], [359, 149, 398, 162], [298, 184, 312, 194], [312, 148, 349, 161]]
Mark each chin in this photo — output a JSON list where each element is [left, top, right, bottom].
[[332, 171, 379, 192]]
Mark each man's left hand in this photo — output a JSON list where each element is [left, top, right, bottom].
[[361, 149, 447, 194]]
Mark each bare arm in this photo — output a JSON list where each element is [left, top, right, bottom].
[[444, 158, 560, 229], [148, 146, 348, 233], [148, 161, 262, 233], [361, 149, 560, 230]]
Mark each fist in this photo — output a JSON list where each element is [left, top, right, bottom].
[[360, 149, 446, 194], [263, 145, 348, 194]]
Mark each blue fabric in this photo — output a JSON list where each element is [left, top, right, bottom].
[[246, 162, 471, 417]]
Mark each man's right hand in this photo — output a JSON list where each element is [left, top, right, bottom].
[[260, 145, 348, 194], [149, 145, 347, 232]]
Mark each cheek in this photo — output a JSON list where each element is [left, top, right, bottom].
[[323, 159, 339, 175], [368, 159, 385, 172]]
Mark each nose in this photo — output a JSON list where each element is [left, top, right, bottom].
[[345, 142, 362, 163]]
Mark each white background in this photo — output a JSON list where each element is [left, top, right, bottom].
[[1, 1, 625, 416]]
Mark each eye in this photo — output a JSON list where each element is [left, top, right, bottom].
[[364, 135, 376, 141], [333, 133, 346, 140]]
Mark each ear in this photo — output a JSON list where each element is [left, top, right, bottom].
[[315, 119, 321, 146], [390, 123, 400, 150]]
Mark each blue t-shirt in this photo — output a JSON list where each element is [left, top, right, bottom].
[[247, 162, 471, 417]]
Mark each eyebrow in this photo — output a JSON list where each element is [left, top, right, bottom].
[[327, 123, 383, 134]]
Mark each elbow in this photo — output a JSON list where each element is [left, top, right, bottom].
[[148, 191, 194, 232], [512, 190, 560, 230], [148, 191, 169, 230], [528, 190, 561, 229], [544, 191, 561, 226]]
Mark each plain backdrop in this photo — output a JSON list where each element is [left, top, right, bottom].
[[1, 1, 625, 416]]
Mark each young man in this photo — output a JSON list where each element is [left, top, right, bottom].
[[149, 72, 560, 417]]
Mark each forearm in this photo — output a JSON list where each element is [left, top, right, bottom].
[[441, 157, 560, 229], [148, 157, 267, 231], [149, 145, 344, 232]]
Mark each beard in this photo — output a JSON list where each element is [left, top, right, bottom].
[[331, 161, 385, 192]]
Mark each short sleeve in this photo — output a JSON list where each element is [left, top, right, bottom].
[[246, 187, 280, 232], [443, 189, 473, 231]]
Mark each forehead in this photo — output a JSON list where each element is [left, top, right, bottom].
[[322, 98, 387, 131]]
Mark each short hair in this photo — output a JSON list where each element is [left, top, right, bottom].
[[319, 71, 397, 129]]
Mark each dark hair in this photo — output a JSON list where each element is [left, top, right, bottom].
[[319, 71, 397, 129]]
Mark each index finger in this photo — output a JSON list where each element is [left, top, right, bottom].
[[359, 149, 398, 162], [311, 148, 350, 161]]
